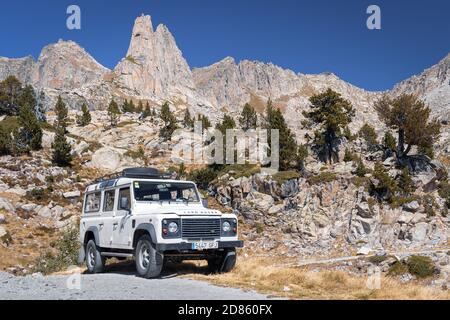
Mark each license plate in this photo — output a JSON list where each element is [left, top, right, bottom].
[[191, 241, 219, 250]]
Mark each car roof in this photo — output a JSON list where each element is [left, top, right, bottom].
[[85, 178, 196, 193]]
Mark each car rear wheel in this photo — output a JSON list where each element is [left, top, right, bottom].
[[135, 235, 163, 279], [85, 240, 105, 274]]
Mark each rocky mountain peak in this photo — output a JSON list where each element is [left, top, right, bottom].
[[113, 15, 194, 102]]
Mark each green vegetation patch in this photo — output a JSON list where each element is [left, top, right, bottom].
[[272, 171, 300, 185], [308, 171, 337, 185]]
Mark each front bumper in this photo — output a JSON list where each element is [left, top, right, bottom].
[[156, 240, 244, 252]]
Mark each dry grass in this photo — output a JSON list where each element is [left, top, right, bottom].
[[0, 211, 59, 271], [188, 257, 450, 300]]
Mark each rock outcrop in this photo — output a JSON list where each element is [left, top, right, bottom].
[[392, 53, 450, 122]]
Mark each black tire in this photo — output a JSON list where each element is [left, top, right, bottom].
[[85, 240, 105, 274], [135, 235, 163, 279], [208, 249, 237, 274]]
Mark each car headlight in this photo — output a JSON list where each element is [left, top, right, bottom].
[[168, 222, 178, 234], [222, 221, 232, 233]]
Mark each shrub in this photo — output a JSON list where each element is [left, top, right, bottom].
[[273, 171, 300, 185], [367, 255, 389, 265], [388, 261, 408, 276], [308, 172, 337, 185], [33, 225, 80, 275], [188, 167, 219, 190], [26, 188, 46, 201], [343, 148, 354, 162], [255, 222, 265, 234], [355, 158, 368, 177], [406, 255, 435, 279], [422, 195, 437, 218]]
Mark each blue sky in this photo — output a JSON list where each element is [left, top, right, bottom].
[[0, 0, 449, 91]]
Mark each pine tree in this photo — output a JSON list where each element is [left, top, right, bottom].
[[183, 108, 194, 129], [398, 167, 414, 196], [136, 101, 144, 113], [371, 161, 398, 200], [141, 102, 151, 119], [52, 128, 72, 167], [374, 94, 440, 159], [77, 103, 91, 127], [239, 103, 258, 131], [0, 126, 11, 155], [159, 102, 178, 140], [15, 85, 42, 151], [18, 102, 42, 151], [198, 114, 211, 131], [107, 99, 120, 127], [216, 115, 236, 135], [265, 100, 299, 171], [54, 96, 69, 131], [303, 89, 355, 163], [358, 123, 378, 148]]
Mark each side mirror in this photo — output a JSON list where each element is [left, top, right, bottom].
[[202, 199, 209, 208], [120, 197, 131, 213]]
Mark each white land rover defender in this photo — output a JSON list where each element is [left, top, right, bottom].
[[78, 168, 243, 278]]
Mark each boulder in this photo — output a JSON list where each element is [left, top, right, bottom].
[[37, 206, 52, 218], [0, 198, 15, 213], [247, 192, 274, 212], [6, 187, 27, 196], [357, 245, 372, 256], [356, 202, 373, 218], [89, 147, 122, 171], [409, 222, 428, 243], [268, 204, 284, 215], [63, 190, 81, 199], [403, 201, 420, 213]]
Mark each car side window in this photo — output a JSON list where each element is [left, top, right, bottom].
[[118, 187, 131, 210], [84, 192, 101, 213], [103, 189, 116, 212]]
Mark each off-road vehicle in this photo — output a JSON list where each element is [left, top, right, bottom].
[[78, 168, 243, 278]]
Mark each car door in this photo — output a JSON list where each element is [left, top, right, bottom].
[[113, 186, 133, 248], [100, 189, 116, 248]]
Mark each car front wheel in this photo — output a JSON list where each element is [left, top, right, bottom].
[[135, 235, 163, 279]]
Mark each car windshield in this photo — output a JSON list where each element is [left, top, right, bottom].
[[133, 181, 200, 203]]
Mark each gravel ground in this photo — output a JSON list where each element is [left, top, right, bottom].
[[0, 271, 271, 300]]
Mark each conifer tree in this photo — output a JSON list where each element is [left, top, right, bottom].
[[159, 102, 178, 140], [239, 103, 258, 131], [54, 96, 69, 131], [107, 99, 120, 128], [264, 100, 299, 171], [183, 108, 194, 129], [52, 127, 72, 167], [303, 89, 355, 163], [76, 103, 91, 127], [374, 94, 440, 159]]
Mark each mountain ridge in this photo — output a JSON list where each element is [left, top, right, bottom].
[[0, 14, 448, 126]]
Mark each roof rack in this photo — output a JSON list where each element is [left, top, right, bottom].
[[95, 168, 174, 184]]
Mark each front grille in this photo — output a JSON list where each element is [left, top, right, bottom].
[[181, 219, 221, 240]]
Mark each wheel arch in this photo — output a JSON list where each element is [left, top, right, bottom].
[[133, 223, 157, 249], [83, 227, 100, 246]]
